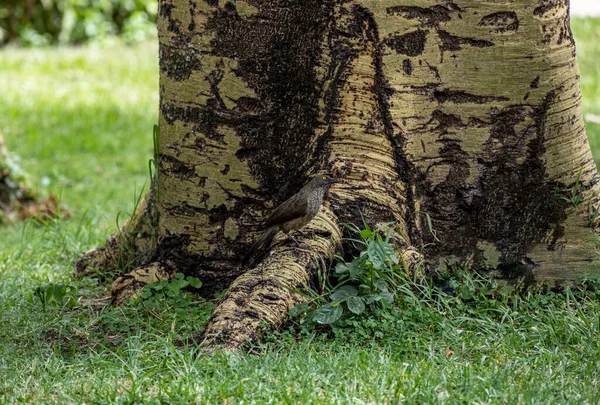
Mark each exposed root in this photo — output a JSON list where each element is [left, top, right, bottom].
[[202, 208, 341, 349], [111, 261, 176, 306]]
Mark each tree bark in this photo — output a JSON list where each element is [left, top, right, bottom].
[[76, 0, 600, 348]]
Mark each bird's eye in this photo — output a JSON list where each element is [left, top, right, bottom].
[[322, 176, 326, 180]]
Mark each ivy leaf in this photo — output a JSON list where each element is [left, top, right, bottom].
[[379, 291, 394, 304], [360, 228, 373, 240], [346, 296, 366, 315], [289, 302, 309, 317], [335, 262, 349, 275], [166, 278, 188, 297], [186, 276, 202, 289], [366, 240, 398, 270], [348, 257, 364, 279], [374, 278, 389, 292], [314, 303, 343, 324], [150, 279, 168, 291], [363, 294, 380, 304], [140, 288, 153, 299], [330, 285, 358, 302]]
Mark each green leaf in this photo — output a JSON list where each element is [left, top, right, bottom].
[[289, 302, 310, 317], [379, 291, 394, 304], [363, 294, 380, 304], [186, 276, 202, 289], [169, 278, 189, 291], [150, 279, 168, 291], [314, 303, 343, 324], [346, 296, 366, 314], [48, 283, 67, 303], [374, 278, 389, 292], [348, 257, 364, 279], [330, 285, 358, 302], [366, 240, 398, 269], [335, 262, 349, 275], [213, 289, 227, 299], [360, 228, 373, 240]]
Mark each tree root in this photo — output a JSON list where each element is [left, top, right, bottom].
[[111, 261, 176, 306], [202, 208, 342, 349]]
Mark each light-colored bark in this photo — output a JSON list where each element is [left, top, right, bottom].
[[77, 0, 600, 347]]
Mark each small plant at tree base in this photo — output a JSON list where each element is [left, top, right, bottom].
[[554, 166, 584, 208], [98, 273, 215, 340], [587, 198, 600, 228], [31, 282, 78, 310], [138, 272, 203, 313], [290, 222, 403, 328]]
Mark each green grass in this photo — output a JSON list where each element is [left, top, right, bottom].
[[574, 18, 600, 161], [1, 18, 600, 404]]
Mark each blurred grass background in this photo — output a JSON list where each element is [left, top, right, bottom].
[[0, 0, 157, 46], [0, 14, 598, 405]]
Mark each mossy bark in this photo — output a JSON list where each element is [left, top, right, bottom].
[[77, 0, 600, 347]]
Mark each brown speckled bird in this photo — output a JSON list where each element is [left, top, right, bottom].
[[242, 174, 339, 264]]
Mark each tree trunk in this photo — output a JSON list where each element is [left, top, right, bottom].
[[76, 0, 600, 348]]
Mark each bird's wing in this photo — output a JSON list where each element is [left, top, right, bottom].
[[265, 194, 308, 227]]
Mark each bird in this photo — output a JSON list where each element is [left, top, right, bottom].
[[242, 174, 340, 265]]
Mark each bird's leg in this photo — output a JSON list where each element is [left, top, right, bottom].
[[284, 232, 311, 249], [287, 233, 302, 247], [296, 229, 309, 238], [295, 229, 331, 239]]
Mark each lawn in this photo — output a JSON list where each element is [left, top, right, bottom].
[[1, 19, 600, 404]]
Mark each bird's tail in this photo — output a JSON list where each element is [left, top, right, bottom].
[[241, 226, 278, 266]]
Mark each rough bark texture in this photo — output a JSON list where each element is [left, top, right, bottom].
[[77, 0, 600, 347]]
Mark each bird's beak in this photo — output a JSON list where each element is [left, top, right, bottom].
[[328, 178, 342, 185]]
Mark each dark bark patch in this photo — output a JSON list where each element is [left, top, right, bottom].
[[159, 44, 201, 82], [188, 1, 197, 31], [530, 76, 540, 88], [205, 0, 331, 198], [402, 59, 413, 75], [430, 109, 465, 130], [159, 0, 174, 18], [438, 30, 494, 52], [478, 11, 519, 34], [384, 30, 428, 56], [497, 262, 536, 286], [433, 89, 509, 104], [161, 102, 250, 143], [159, 154, 196, 180], [470, 95, 566, 265], [261, 293, 281, 301], [535, 0, 574, 46], [386, 5, 454, 27], [533, 0, 567, 19], [420, 90, 568, 277]]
